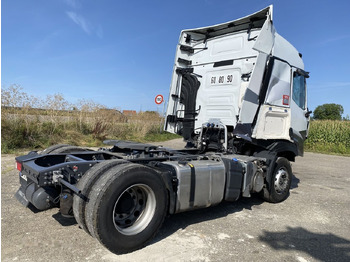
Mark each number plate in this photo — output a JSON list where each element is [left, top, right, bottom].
[[209, 72, 235, 86]]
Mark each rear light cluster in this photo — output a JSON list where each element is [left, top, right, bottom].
[[16, 161, 22, 172]]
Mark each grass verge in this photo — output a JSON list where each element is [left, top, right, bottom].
[[1, 110, 180, 154]]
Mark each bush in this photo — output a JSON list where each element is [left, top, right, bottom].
[[313, 103, 344, 120]]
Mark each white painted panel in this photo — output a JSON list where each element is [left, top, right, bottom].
[[207, 96, 232, 104], [194, 66, 242, 130], [253, 18, 275, 54], [190, 31, 259, 66], [206, 109, 234, 118], [253, 104, 291, 140], [273, 34, 304, 69], [211, 36, 243, 56]]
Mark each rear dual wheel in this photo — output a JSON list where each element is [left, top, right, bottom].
[[73, 160, 128, 234], [39, 144, 70, 154], [40, 144, 91, 154], [82, 163, 169, 254]]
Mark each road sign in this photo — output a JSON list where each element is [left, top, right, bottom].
[[155, 94, 164, 105]]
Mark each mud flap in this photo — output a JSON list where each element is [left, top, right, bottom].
[[14, 175, 59, 211], [60, 189, 74, 218], [15, 187, 30, 207]]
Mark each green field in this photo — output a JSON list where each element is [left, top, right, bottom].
[[305, 120, 350, 155]]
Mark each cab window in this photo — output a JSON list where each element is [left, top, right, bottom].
[[292, 73, 306, 110]]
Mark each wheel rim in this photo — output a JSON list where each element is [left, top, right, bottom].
[[274, 167, 289, 195], [113, 184, 156, 235]]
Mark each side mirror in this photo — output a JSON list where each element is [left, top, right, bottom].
[[305, 110, 312, 118]]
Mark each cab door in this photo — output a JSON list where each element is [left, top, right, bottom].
[[290, 68, 310, 155]]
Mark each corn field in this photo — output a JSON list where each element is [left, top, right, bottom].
[[305, 120, 350, 155]]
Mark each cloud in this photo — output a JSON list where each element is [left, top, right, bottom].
[[66, 11, 91, 34], [64, 1, 103, 38], [66, 11, 103, 38], [319, 35, 350, 45], [64, 0, 81, 9]]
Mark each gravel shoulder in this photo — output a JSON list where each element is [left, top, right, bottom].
[[2, 139, 350, 262]]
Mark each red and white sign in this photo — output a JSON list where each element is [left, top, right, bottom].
[[282, 95, 290, 106], [155, 94, 164, 105]]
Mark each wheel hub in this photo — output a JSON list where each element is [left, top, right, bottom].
[[115, 191, 134, 214], [274, 168, 289, 194], [113, 184, 156, 235]]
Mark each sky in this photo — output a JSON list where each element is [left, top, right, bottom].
[[2, 0, 350, 117]]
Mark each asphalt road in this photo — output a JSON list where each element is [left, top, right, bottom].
[[1, 139, 350, 262]]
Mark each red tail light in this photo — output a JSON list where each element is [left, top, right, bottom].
[[16, 161, 22, 172]]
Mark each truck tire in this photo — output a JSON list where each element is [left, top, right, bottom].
[[85, 163, 168, 254], [73, 159, 128, 234], [261, 157, 292, 203], [39, 144, 70, 155], [47, 145, 91, 154]]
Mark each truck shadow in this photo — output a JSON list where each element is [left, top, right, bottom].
[[51, 194, 265, 228], [154, 174, 301, 245], [154, 195, 264, 244], [259, 226, 350, 262], [291, 173, 300, 189], [52, 212, 77, 226]]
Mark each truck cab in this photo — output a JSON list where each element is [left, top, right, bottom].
[[165, 5, 310, 158]]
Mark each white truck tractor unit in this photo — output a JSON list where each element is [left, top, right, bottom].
[[165, 5, 310, 155], [15, 6, 310, 254]]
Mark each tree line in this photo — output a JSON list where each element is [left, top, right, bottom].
[[312, 103, 348, 121]]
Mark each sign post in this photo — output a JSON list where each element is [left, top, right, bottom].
[[155, 94, 164, 105], [155, 94, 165, 132]]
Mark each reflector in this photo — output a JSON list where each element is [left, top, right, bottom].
[[16, 161, 22, 172]]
